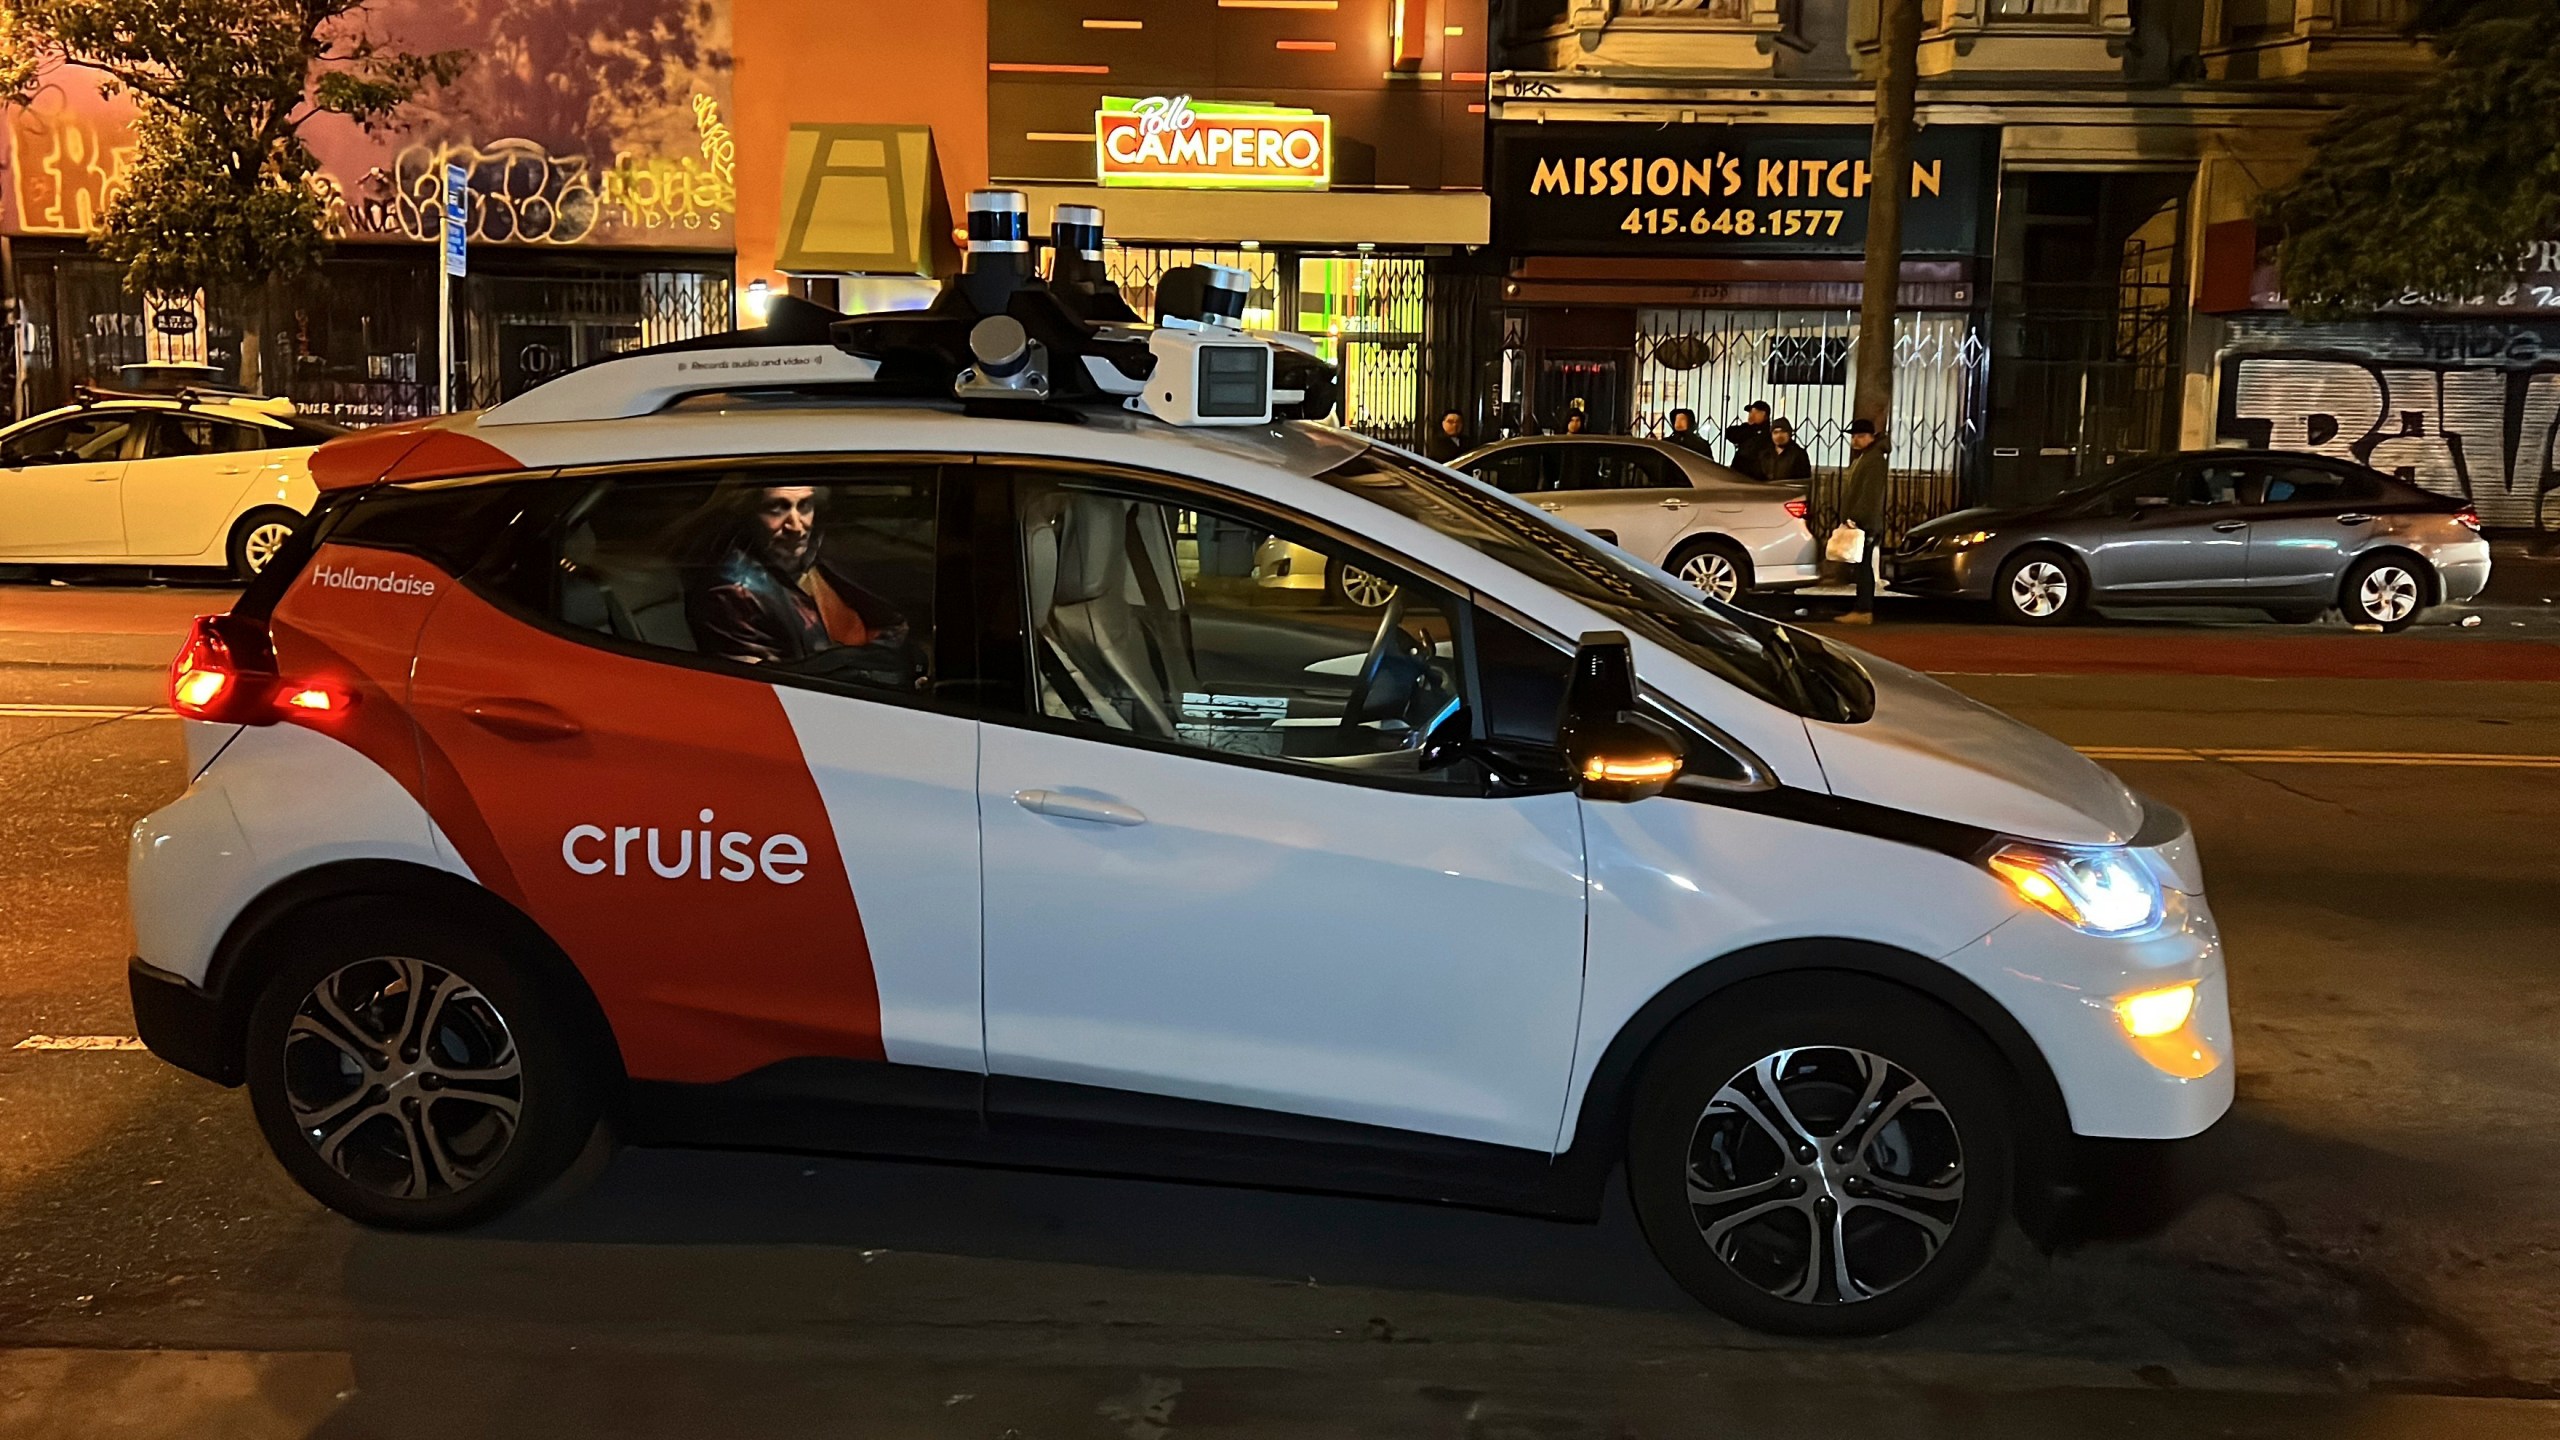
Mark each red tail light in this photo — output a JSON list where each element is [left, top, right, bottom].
[[1783, 498, 1808, 520], [169, 614, 355, 725], [2454, 506, 2481, 532]]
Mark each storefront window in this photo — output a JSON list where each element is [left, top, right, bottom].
[[1297, 255, 1425, 444]]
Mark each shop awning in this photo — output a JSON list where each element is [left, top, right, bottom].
[[1012, 184, 1488, 249], [777, 123, 943, 275]]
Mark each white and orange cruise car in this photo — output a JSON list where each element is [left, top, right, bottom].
[[125, 196, 2231, 1336]]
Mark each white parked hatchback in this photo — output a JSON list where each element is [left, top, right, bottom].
[[0, 388, 343, 578], [125, 202, 2229, 1336]]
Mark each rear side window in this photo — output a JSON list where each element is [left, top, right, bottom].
[[149, 414, 274, 457], [1471, 449, 1549, 495], [1554, 445, 1675, 492], [2259, 464, 2384, 506], [500, 467, 940, 698]]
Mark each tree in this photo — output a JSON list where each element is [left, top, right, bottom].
[[1, 0, 464, 387], [2265, 0, 2560, 318], [1854, 0, 1923, 435]]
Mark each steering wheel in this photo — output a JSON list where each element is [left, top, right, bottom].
[[1339, 589, 1414, 733]]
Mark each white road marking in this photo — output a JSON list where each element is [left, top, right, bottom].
[[0, 703, 173, 721], [2080, 746, 2560, 769], [14, 1035, 149, 1051]]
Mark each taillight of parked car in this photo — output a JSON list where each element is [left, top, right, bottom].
[[1783, 498, 1808, 524], [2455, 506, 2481, 532], [169, 614, 354, 725]]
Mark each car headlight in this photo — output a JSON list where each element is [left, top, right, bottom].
[[1985, 843, 2162, 935], [1948, 529, 1994, 549]]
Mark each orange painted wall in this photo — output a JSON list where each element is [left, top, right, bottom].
[[731, 0, 990, 287]]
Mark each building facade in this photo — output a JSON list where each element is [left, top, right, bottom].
[[2, 0, 738, 423], [1486, 0, 2553, 531]]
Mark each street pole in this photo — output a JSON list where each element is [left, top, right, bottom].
[[438, 156, 467, 413], [1854, 0, 1923, 437]]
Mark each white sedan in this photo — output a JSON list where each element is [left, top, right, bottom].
[[0, 390, 342, 579], [1457, 435, 1817, 603]]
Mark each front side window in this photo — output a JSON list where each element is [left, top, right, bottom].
[[1013, 471, 1465, 781], [7, 413, 141, 466], [2179, 462, 2252, 507], [503, 466, 939, 696]]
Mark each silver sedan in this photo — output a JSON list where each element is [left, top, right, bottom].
[[1888, 451, 2490, 631], [1451, 435, 1818, 604]]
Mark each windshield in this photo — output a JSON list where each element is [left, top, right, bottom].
[[1315, 447, 1873, 724]]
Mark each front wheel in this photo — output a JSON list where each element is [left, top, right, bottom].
[[1627, 977, 2013, 1335], [226, 507, 302, 581], [243, 899, 608, 1230], [1668, 537, 1754, 604], [1992, 550, 2083, 626], [2340, 553, 2428, 632]]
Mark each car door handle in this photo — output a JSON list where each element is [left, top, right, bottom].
[[1012, 789, 1146, 827], [2211, 520, 2248, 532], [461, 698, 584, 742], [2336, 513, 2372, 526], [1659, 498, 1689, 509]]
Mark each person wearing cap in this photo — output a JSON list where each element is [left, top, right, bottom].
[[1426, 409, 1468, 464], [1837, 418, 1889, 625], [1753, 419, 1813, 484], [1724, 401, 1772, 475]]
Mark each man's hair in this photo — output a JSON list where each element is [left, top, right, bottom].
[[1441, 409, 1462, 422], [1746, 400, 1770, 416], [1669, 407, 1696, 425]]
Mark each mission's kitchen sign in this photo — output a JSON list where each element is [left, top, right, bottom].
[[1492, 124, 1995, 258]]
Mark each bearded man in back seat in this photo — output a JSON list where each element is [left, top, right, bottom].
[[684, 482, 911, 673]]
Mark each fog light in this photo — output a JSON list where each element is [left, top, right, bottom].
[[2116, 982, 2198, 1039]]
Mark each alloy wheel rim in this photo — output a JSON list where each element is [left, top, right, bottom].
[[243, 523, 292, 573], [1338, 565, 1399, 608], [1679, 552, 1741, 603], [281, 956, 523, 1201], [2359, 566, 2418, 623], [1684, 1046, 1966, 1306], [2010, 561, 2069, 618]]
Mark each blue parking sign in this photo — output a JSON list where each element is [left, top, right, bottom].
[[442, 162, 468, 278]]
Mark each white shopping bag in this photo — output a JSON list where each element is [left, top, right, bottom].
[[1825, 521, 1867, 565]]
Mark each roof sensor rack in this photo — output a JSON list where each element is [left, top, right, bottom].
[[481, 189, 1340, 429]]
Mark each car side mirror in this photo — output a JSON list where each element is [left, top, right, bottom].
[[1558, 631, 1684, 802]]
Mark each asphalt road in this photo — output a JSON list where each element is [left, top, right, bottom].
[[4, 583, 2560, 1438]]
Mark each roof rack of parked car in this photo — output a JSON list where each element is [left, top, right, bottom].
[[480, 190, 1339, 433], [70, 380, 295, 416]]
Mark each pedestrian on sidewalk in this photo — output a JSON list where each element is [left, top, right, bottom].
[[1666, 408, 1715, 460], [1754, 418, 1813, 483], [1425, 409, 1467, 463], [1724, 401, 1772, 476], [1838, 418, 1888, 625]]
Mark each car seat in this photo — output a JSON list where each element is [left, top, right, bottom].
[[1023, 490, 1196, 736]]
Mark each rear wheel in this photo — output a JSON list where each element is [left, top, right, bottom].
[[226, 507, 301, 581], [242, 898, 607, 1230], [2340, 553, 2428, 632], [1627, 977, 2013, 1336], [1992, 549, 2083, 626], [1668, 537, 1754, 604]]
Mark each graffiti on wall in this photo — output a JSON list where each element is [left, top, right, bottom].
[[2219, 334, 2560, 529], [6, 87, 138, 235]]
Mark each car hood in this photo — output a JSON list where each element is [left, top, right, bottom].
[[1902, 500, 2071, 540], [1804, 651, 2142, 846]]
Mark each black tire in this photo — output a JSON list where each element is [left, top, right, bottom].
[[242, 897, 609, 1230], [225, 506, 302, 582], [1325, 558, 1400, 609], [1627, 975, 2014, 1336], [1667, 536, 1754, 604], [1991, 548, 2084, 626], [2339, 552, 2430, 633]]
